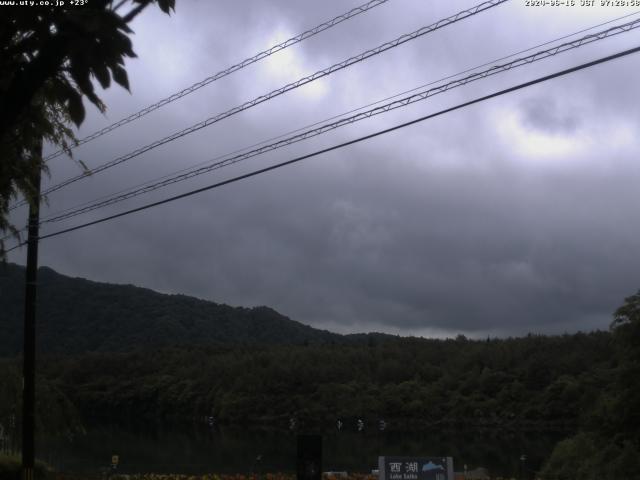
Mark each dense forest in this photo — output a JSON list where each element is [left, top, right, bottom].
[[1, 264, 639, 478], [15, 333, 616, 430], [0, 332, 614, 430]]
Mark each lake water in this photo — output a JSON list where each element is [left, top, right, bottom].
[[37, 424, 567, 478]]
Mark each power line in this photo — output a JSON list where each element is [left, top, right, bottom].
[[42, 0, 393, 162], [36, 10, 640, 225], [7, 44, 639, 253], [38, 17, 640, 226], [8, 10, 640, 238], [10, 0, 507, 211]]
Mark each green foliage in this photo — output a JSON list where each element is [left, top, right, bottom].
[[611, 289, 640, 359], [24, 331, 615, 432], [0, 360, 84, 438], [540, 290, 640, 478], [540, 432, 640, 480], [589, 290, 640, 445], [2, 264, 622, 435], [0, 453, 51, 480], [0, 1, 176, 257], [3, 265, 639, 477]]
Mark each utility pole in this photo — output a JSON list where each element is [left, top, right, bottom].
[[22, 141, 42, 480]]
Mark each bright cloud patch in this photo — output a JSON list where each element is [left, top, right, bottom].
[[494, 107, 588, 162], [262, 28, 328, 100], [493, 101, 636, 166]]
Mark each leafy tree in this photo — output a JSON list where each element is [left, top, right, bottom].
[[611, 289, 640, 356], [541, 290, 640, 478], [0, 0, 176, 256], [607, 290, 640, 444]]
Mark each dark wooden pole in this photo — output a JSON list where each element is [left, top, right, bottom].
[[22, 143, 42, 480]]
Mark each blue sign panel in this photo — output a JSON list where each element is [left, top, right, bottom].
[[378, 456, 454, 480]]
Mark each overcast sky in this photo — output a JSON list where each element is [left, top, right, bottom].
[[7, 0, 640, 337]]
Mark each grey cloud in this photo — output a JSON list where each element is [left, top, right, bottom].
[[8, 0, 640, 339], [519, 97, 581, 134]]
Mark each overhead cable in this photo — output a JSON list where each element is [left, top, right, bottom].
[[6, 43, 639, 253], [42, 0, 393, 162], [11, 0, 508, 211], [37, 9, 640, 225], [38, 17, 640, 225]]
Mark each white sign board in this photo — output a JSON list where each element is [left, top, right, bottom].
[[378, 456, 454, 480]]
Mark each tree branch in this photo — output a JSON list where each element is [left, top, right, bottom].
[[122, 2, 150, 23]]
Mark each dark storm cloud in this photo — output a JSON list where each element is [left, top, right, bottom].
[[520, 97, 581, 134], [8, 0, 640, 337]]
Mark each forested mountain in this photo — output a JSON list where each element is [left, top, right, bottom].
[[35, 332, 615, 429], [2, 262, 639, 478], [1, 324, 637, 477], [0, 263, 389, 356]]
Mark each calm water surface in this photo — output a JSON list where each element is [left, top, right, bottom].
[[38, 424, 567, 478]]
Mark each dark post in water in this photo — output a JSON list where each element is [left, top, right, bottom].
[[297, 434, 322, 480]]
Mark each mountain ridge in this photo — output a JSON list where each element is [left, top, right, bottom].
[[0, 263, 391, 356]]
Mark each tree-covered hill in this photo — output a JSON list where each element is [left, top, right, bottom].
[[23, 331, 613, 430], [0, 324, 633, 477], [0, 263, 386, 356], [2, 260, 639, 477]]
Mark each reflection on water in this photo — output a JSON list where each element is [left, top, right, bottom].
[[38, 424, 566, 478]]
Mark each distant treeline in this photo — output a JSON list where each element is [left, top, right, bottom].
[[1, 262, 639, 478], [1, 318, 638, 478], [0, 331, 616, 430]]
